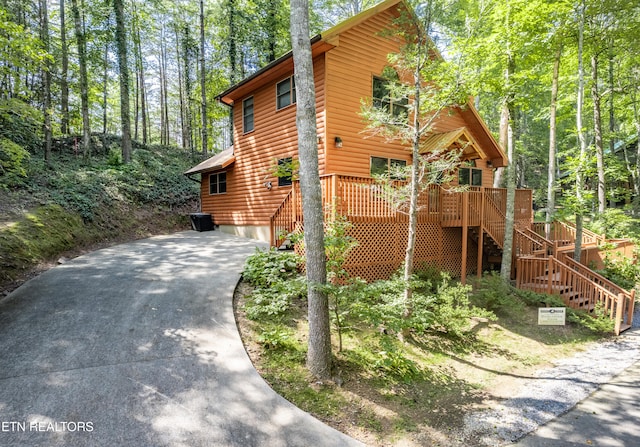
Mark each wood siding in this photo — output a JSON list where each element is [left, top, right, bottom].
[[202, 0, 498, 226], [323, 8, 496, 185], [201, 55, 327, 226]]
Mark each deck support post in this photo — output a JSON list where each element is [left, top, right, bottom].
[[614, 293, 624, 336], [547, 255, 554, 295], [461, 192, 469, 284], [477, 188, 485, 278]]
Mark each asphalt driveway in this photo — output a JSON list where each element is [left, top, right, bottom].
[[0, 230, 363, 446]]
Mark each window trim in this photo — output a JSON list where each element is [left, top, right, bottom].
[[276, 76, 296, 110], [370, 156, 407, 180], [242, 96, 254, 133], [372, 75, 408, 118], [458, 167, 483, 187], [209, 171, 227, 195], [277, 157, 293, 187]]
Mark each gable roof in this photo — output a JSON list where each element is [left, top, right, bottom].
[[215, 0, 506, 167], [216, 0, 406, 106], [184, 148, 235, 175]]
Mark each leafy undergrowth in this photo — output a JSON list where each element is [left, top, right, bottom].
[[0, 137, 200, 292], [234, 252, 613, 447]]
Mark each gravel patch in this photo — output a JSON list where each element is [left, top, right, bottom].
[[462, 305, 640, 446]]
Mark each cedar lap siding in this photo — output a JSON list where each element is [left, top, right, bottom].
[[186, 0, 513, 280]]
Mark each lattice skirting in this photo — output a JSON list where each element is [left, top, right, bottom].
[[343, 222, 478, 282]]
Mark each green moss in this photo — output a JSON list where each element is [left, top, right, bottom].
[[0, 204, 87, 281]]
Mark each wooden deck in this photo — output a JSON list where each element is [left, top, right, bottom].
[[270, 174, 636, 335]]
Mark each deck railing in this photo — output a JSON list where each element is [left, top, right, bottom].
[[531, 220, 605, 248], [516, 255, 635, 335], [270, 174, 534, 246]]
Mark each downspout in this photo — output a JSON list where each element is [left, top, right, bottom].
[[185, 173, 203, 212]]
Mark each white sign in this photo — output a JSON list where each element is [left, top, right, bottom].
[[538, 307, 566, 326]]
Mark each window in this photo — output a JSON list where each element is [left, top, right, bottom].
[[277, 157, 293, 186], [458, 167, 482, 186], [209, 172, 227, 194], [243, 97, 254, 133], [373, 76, 408, 118], [276, 77, 296, 110], [370, 156, 407, 179]]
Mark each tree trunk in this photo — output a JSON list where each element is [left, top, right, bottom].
[[71, 0, 91, 158], [574, 0, 587, 262], [290, 0, 331, 380], [132, 1, 147, 144], [175, 26, 187, 150], [494, 100, 510, 188], [114, 0, 132, 163], [59, 0, 70, 135], [591, 54, 606, 215], [500, 12, 516, 281], [546, 43, 562, 238], [102, 42, 108, 144], [200, 0, 208, 157], [40, 0, 52, 165], [160, 24, 170, 146]]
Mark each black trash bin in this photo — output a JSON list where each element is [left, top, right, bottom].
[[190, 213, 214, 232]]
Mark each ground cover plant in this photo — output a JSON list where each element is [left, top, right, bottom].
[[235, 248, 615, 446], [0, 137, 199, 290]]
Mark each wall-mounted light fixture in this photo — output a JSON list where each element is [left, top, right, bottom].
[[334, 136, 343, 148], [486, 160, 493, 168], [264, 181, 272, 190], [317, 135, 322, 144]]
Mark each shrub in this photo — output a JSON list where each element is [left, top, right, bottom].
[[0, 138, 30, 187], [243, 248, 302, 287], [242, 249, 306, 320]]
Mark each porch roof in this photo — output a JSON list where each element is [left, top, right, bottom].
[[184, 148, 235, 175], [420, 127, 484, 159]]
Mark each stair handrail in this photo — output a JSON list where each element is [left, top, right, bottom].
[[516, 255, 634, 335], [513, 228, 547, 257], [270, 188, 296, 247], [561, 254, 633, 300], [481, 189, 506, 248], [556, 220, 606, 246], [522, 228, 554, 255]]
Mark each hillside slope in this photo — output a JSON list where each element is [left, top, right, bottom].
[[1, 138, 202, 293]]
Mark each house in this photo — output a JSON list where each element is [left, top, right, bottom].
[[185, 0, 520, 272], [186, 0, 635, 333]]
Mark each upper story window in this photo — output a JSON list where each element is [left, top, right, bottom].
[[276, 77, 296, 110], [373, 73, 408, 119], [209, 172, 227, 194], [458, 167, 482, 186], [243, 97, 254, 133], [370, 156, 407, 180], [277, 157, 293, 186]]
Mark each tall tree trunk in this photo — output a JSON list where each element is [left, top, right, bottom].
[[40, 0, 52, 165], [592, 54, 606, 215], [175, 26, 187, 150], [71, 0, 91, 157], [500, 2, 516, 282], [60, 0, 69, 135], [574, 0, 587, 262], [290, 0, 331, 380], [132, 1, 147, 144], [102, 42, 108, 147], [494, 102, 509, 188], [546, 43, 562, 238], [160, 24, 170, 146], [182, 26, 194, 159], [200, 0, 208, 157], [227, 0, 238, 141], [114, 0, 132, 163]]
